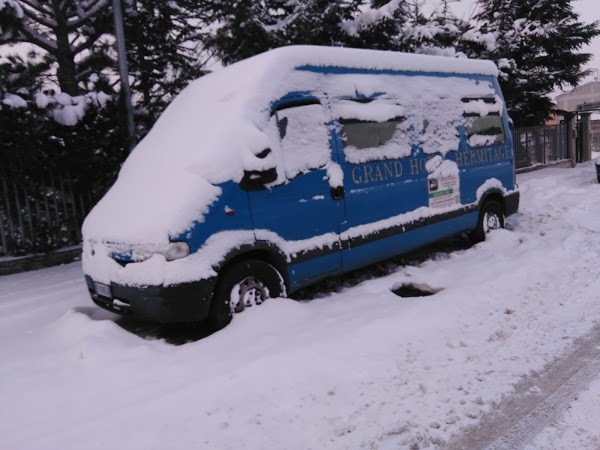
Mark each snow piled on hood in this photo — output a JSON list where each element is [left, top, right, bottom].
[[83, 45, 499, 244]]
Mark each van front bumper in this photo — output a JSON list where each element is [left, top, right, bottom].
[[85, 275, 215, 324]]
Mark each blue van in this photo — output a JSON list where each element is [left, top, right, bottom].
[[83, 46, 519, 329]]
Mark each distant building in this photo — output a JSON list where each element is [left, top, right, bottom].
[[555, 81, 600, 156], [555, 80, 600, 112]]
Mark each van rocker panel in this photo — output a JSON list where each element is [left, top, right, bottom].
[[85, 275, 215, 323]]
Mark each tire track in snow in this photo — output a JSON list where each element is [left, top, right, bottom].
[[444, 324, 600, 450]]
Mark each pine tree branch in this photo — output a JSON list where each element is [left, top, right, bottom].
[[21, 4, 57, 29], [66, 0, 110, 30], [75, 2, 86, 20], [73, 29, 104, 55], [19, 0, 48, 14], [69, 32, 81, 46], [19, 22, 58, 52]]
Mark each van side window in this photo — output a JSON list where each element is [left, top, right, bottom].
[[462, 98, 505, 147], [333, 98, 412, 164], [275, 103, 330, 180], [340, 117, 411, 164], [342, 119, 404, 149], [339, 117, 411, 163]]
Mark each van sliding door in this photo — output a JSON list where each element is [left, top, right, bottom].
[[333, 108, 429, 270]]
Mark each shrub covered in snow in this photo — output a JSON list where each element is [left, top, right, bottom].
[[0, 87, 131, 254]]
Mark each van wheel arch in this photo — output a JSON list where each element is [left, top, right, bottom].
[[478, 189, 506, 215], [214, 243, 290, 295]]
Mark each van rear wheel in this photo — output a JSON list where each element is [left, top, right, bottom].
[[470, 200, 504, 243], [208, 259, 285, 331]]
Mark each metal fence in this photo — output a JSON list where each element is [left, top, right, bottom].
[[512, 123, 569, 170], [0, 160, 98, 257]]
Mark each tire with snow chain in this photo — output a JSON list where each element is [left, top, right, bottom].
[[470, 200, 504, 243], [208, 259, 285, 331]]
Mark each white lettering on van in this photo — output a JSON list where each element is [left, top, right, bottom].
[[457, 145, 509, 167], [351, 161, 404, 185]]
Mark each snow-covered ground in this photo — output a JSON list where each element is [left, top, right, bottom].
[[1, 163, 600, 450]]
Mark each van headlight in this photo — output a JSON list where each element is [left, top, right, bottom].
[[164, 242, 190, 261]]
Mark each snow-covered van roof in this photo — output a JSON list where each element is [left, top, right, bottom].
[[83, 46, 500, 244]]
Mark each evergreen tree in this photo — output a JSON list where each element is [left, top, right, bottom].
[[476, 0, 600, 126], [0, 0, 23, 38], [275, 0, 363, 48], [201, 0, 282, 65], [344, 0, 411, 51], [123, 0, 209, 122]]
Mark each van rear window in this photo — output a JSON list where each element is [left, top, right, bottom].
[[464, 114, 505, 147], [462, 97, 505, 147]]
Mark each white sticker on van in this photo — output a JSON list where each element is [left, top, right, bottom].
[[428, 176, 460, 208]]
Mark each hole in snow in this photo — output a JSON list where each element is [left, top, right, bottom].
[[392, 283, 442, 298]]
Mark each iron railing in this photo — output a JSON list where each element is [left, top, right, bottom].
[[0, 160, 99, 257], [512, 123, 569, 169]]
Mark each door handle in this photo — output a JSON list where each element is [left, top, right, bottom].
[[330, 185, 345, 200]]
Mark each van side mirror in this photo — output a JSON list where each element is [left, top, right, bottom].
[[240, 167, 278, 191]]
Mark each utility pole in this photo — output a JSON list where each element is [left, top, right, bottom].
[[112, 0, 136, 151]]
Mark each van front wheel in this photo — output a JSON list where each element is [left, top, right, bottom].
[[470, 200, 504, 243], [208, 259, 285, 331]]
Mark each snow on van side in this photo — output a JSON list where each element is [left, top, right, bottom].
[[83, 46, 500, 248]]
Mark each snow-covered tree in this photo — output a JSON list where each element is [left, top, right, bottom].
[[202, 0, 366, 65], [476, 0, 600, 126], [0, 1, 112, 95], [342, 0, 484, 57]]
